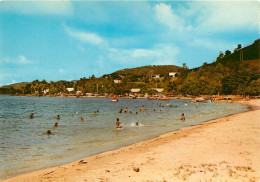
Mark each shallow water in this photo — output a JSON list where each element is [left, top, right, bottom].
[[0, 95, 248, 180]]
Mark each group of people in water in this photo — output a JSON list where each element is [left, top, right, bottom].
[[115, 104, 186, 129], [30, 113, 60, 135], [29, 101, 187, 134]]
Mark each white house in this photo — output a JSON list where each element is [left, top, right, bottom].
[[114, 79, 122, 84], [169, 72, 178, 77], [43, 89, 49, 94], [153, 88, 164, 93], [130, 88, 141, 93], [66, 88, 74, 92]]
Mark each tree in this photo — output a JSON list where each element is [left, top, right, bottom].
[[225, 50, 231, 56]]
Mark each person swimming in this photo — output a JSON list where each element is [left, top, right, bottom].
[[130, 111, 132, 114], [136, 112, 138, 114], [93, 112, 97, 116], [135, 122, 139, 126], [118, 108, 122, 113], [116, 118, 122, 129], [142, 105, 145, 112], [47, 130, 52, 135], [55, 122, 58, 127], [56, 115, 60, 120], [181, 113, 185, 121], [30, 113, 34, 119], [124, 107, 128, 113], [185, 102, 188, 106], [81, 117, 84, 121]]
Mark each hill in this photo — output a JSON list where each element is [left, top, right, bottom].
[[107, 65, 180, 80]]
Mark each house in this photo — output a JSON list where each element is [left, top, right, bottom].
[[153, 88, 164, 93], [43, 89, 49, 94], [130, 88, 141, 93], [152, 74, 160, 79], [66, 88, 74, 92], [169, 72, 178, 77], [76, 91, 82, 95], [114, 79, 122, 84]]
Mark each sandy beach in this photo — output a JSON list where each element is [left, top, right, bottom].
[[3, 99, 260, 182]]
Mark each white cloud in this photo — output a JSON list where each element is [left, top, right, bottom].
[[108, 44, 179, 66], [66, 27, 104, 45], [0, 0, 73, 16], [185, 1, 258, 32], [1, 55, 34, 65], [18, 55, 33, 64], [154, 3, 192, 32]]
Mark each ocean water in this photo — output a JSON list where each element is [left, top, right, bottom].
[[0, 95, 248, 180]]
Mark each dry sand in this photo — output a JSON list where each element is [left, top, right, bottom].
[[4, 100, 260, 182]]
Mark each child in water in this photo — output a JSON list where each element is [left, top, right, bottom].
[[181, 113, 185, 121], [116, 118, 122, 129], [56, 115, 60, 120], [30, 113, 34, 119]]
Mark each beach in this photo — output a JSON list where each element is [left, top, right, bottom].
[[3, 99, 260, 182]]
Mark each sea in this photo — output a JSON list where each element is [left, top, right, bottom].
[[0, 95, 249, 180]]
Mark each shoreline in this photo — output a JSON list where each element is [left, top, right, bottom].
[[3, 99, 260, 181]]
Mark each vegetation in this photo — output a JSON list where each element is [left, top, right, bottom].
[[1, 39, 259, 96]]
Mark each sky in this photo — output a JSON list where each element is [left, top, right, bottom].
[[0, 0, 259, 86]]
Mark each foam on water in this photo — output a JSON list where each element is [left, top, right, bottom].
[[0, 95, 248, 180]]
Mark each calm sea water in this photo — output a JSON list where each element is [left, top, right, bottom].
[[0, 95, 248, 180]]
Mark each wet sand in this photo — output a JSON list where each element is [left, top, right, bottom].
[[3, 100, 260, 182]]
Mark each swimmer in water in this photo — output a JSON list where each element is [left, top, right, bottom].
[[55, 122, 58, 127], [142, 105, 145, 112], [135, 122, 139, 126], [30, 113, 34, 119], [130, 111, 132, 114], [118, 108, 122, 113], [124, 107, 128, 113], [47, 130, 52, 135], [93, 112, 97, 116], [116, 118, 122, 129], [81, 117, 84, 121], [181, 113, 185, 121], [153, 109, 156, 112], [159, 110, 162, 113], [56, 115, 60, 120], [136, 112, 138, 114], [185, 102, 188, 106]]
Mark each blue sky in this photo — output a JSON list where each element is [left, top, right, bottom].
[[0, 0, 258, 86]]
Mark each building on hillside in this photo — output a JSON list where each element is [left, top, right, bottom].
[[66, 88, 74, 92], [169, 72, 178, 77], [114, 79, 122, 84], [43, 89, 49, 94], [76, 91, 82, 95], [153, 88, 164, 93], [152, 74, 160, 79], [130, 88, 141, 94]]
